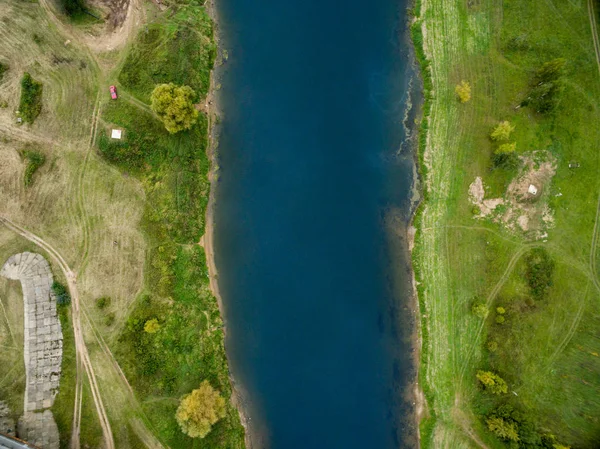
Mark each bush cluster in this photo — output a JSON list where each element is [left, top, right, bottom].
[[524, 248, 555, 299], [52, 281, 71, 305], [485, 404, 571, 447], [0, 62, 8, 82], [22, 150, 45, 186], [523, 58, 567, 113], [19, 73, 43, 123]]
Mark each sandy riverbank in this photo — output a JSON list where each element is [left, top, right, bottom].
[[201, 1, 261, 447]]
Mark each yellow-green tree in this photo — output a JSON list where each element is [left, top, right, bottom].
[[151, 83, 199, 134], [455, 80, 471, 103], [176, 381, 226, 438], [472, 302, 488, 318], [476, 370, 508, 394], [144, 318, 160, 333], [495, 142, 516, 155], [486, 416, 519, 441], [490, 121, 515, 141]]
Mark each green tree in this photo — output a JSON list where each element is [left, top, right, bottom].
[[472, 302, 489, 318], [476, 370, 508, 394], [144, 318, 160, 333], [151, 83, 199, 134], [490, 121, 515, 141], [495, 315, 505, 324], [486, 416, 519, 441], [176, 381, 226, 438], [455, 80, 471, 103], [524, 58, 567, 113], [496, 306, 506, 314]]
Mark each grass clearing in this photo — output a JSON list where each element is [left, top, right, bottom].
[[414, 0, 600, 447]]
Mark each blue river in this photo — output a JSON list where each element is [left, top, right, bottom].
[[213, 0, 418, 447]]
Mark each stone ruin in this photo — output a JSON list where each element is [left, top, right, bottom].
[[1, 252, 63, 449]]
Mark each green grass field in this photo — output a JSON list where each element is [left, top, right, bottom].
[[413, 0, 600, 447]]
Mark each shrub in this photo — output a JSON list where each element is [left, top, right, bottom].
[[144, 318, 161, 334], [472, 302, 489, 318], [52, 281, 71, 305], [487, 340, 498, 352], [0, 62, 8, 82], [490, 121, 515, 141], [150, 83, 198, 134], [19, 73, 43, 123], [476, 370, 508, 394], [95, 296, 111, 309], [105, 313, 115, 327], [22, 150, 45, 186], [486, 416, 519, 441], [495, 315, 505, 324], [176, 381, 226, 438], [496, 307, 505, 314], [455, 80, 471, 103], [59, 0, 86, 16], [495, 142, 516, 154], [524, 248, 555, 299]]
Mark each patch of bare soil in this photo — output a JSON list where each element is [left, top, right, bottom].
[[81, 0, 143, 54], [468, 151, 557, 239], [91, 0, 130, 30]]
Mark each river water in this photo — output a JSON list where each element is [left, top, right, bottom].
[[213, 0, 417, 447]]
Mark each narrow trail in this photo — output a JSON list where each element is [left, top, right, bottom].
[[80, 305, 168, 449], [0, 217, 115, 449], [457, 243, 537, 387], [70, 94, 101, 449]]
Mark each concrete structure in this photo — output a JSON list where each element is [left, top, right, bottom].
[[111, 129, 122, 139], [0, 433, 41, 449], [0, 253, 62, 449]]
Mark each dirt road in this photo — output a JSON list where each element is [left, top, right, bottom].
[[0, 217, 115, 449]]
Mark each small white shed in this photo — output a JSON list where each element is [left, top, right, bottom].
[[111, 129, 122, 139], [528, 184, 538, 195]]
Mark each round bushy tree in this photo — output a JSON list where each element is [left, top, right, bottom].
[[151, 83, 199, 134], [176, 381, 226, 438], [476, 370, 508, 394]]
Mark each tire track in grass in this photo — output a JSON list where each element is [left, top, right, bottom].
[[587, 0, 600, 294], [0, 217, 115, 449], [457, 243, 537, 387], [80, 304, 168, 449], [543, 282, 590, 370]]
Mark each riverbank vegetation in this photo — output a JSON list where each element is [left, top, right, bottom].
[[412, 0, 600, 447], [97, 1, 244, 447]]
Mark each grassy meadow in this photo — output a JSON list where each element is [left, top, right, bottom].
[[413, 0, 600, 447]]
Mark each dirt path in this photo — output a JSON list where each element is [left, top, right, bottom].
[[0, 217, 115, 449]]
